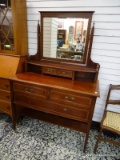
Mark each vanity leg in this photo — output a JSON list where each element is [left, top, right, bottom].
[[12, 105, 18, 131], [83, 132, 89, 152], [12, 116, 17, 131]]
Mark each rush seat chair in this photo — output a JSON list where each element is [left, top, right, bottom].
[[94, 84, 120, 153]]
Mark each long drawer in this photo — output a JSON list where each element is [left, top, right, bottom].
[[14, 93, 89, 122], [13, 82, 48, 99], [0, 89, 10, 101], [0, 100, 11, 114], [0, 78, 10, 91], [50, 89, 92, 109]]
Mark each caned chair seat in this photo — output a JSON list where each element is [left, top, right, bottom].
[[94, 84, 120, 153], [102, 111, 120, 133]]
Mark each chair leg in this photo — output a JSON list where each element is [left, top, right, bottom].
[[94, 129, 103, 154]]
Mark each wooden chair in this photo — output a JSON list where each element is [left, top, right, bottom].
[[94, 84, 120, 153]]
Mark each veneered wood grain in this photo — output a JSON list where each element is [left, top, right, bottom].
[[9, 72, 100, 97]]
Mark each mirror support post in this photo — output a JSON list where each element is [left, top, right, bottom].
[[87, 23, 96, 67]]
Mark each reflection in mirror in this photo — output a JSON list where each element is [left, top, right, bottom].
[[43, 17, 89, 62]]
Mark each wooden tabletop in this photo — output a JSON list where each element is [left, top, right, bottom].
[[9, 72, 100, 97]]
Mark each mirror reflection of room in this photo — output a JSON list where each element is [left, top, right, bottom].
[[43, 18, 88, 61]]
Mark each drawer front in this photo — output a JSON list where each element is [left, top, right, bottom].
[[50, 90, 92, 109], [0, 90, 10, 101], [0, 78, 10, 91], [14, 93, 89, 122], [13, 83, 48, 99], [0, 100, 11, 114], [56, 69, 72, 78], [42, 67, 56, 75]]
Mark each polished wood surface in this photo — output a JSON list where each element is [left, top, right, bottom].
[[11, 0, 28, 55], [10, 72, 99, 97], [10, 71, 99, 152], [0, 100, 11, 115], [0, 54, 26, 78], [0, 79, 10, 91], [0, 55, 19, 78], [0, 54, 27, 117]]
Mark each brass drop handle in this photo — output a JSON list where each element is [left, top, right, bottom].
[[65, 96, 75, 102], [47, 68, 52, 72], [25, 88, 33, 93], [71, 97, 75, 101], [65, 96, 69, 100], [64, 108, 67, 111], [62, 72, 65, 74]]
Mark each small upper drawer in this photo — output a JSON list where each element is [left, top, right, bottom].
[[56, 69, 73, 78], [50, 89, 92, 109], [42, 67, 56, 75], [13, 83, 48, 99], [0, 90, 10, 101], [0, 78, 10, 91]]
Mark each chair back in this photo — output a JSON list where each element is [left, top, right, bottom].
[[105, 84, 120, 112]]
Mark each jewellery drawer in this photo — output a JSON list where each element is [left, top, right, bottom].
[[56, 69, 73, 78], [0, 100, 11, 114], [50, 90, 92, 109], [0, 78, 10, 91], [0, 90, 10, 101], [13, 83, 48, 99], [42, 67, 56, 75], [14, 93, 89, 122]]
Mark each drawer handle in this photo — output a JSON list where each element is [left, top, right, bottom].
[[71, 97, 75, 101], [25, 88, 33, 93], [47, 69, 52, 72], [65, 96, 75, 102], [64, 108, 67, 111], [62, 72, 65, 74]]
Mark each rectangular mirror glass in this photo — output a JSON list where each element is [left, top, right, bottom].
[[43, 17, 89, 62]]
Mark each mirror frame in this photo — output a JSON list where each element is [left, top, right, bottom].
[[38, 11, 94, 66]]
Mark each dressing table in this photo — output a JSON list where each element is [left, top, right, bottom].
[[9, 11, 100, 152]]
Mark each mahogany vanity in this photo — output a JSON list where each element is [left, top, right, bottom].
[[9, 11, 100, 152]]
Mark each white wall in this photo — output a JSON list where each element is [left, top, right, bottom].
[[26, 0, 120, 122], [43, 18, 58, 58]]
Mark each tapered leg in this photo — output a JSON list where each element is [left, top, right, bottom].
[[12, 106, 18, 131], [12, 116, 17, 131], [83, 132, 89, 152]]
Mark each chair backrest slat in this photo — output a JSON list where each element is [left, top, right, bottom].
[[108, 100, 120, 105]]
